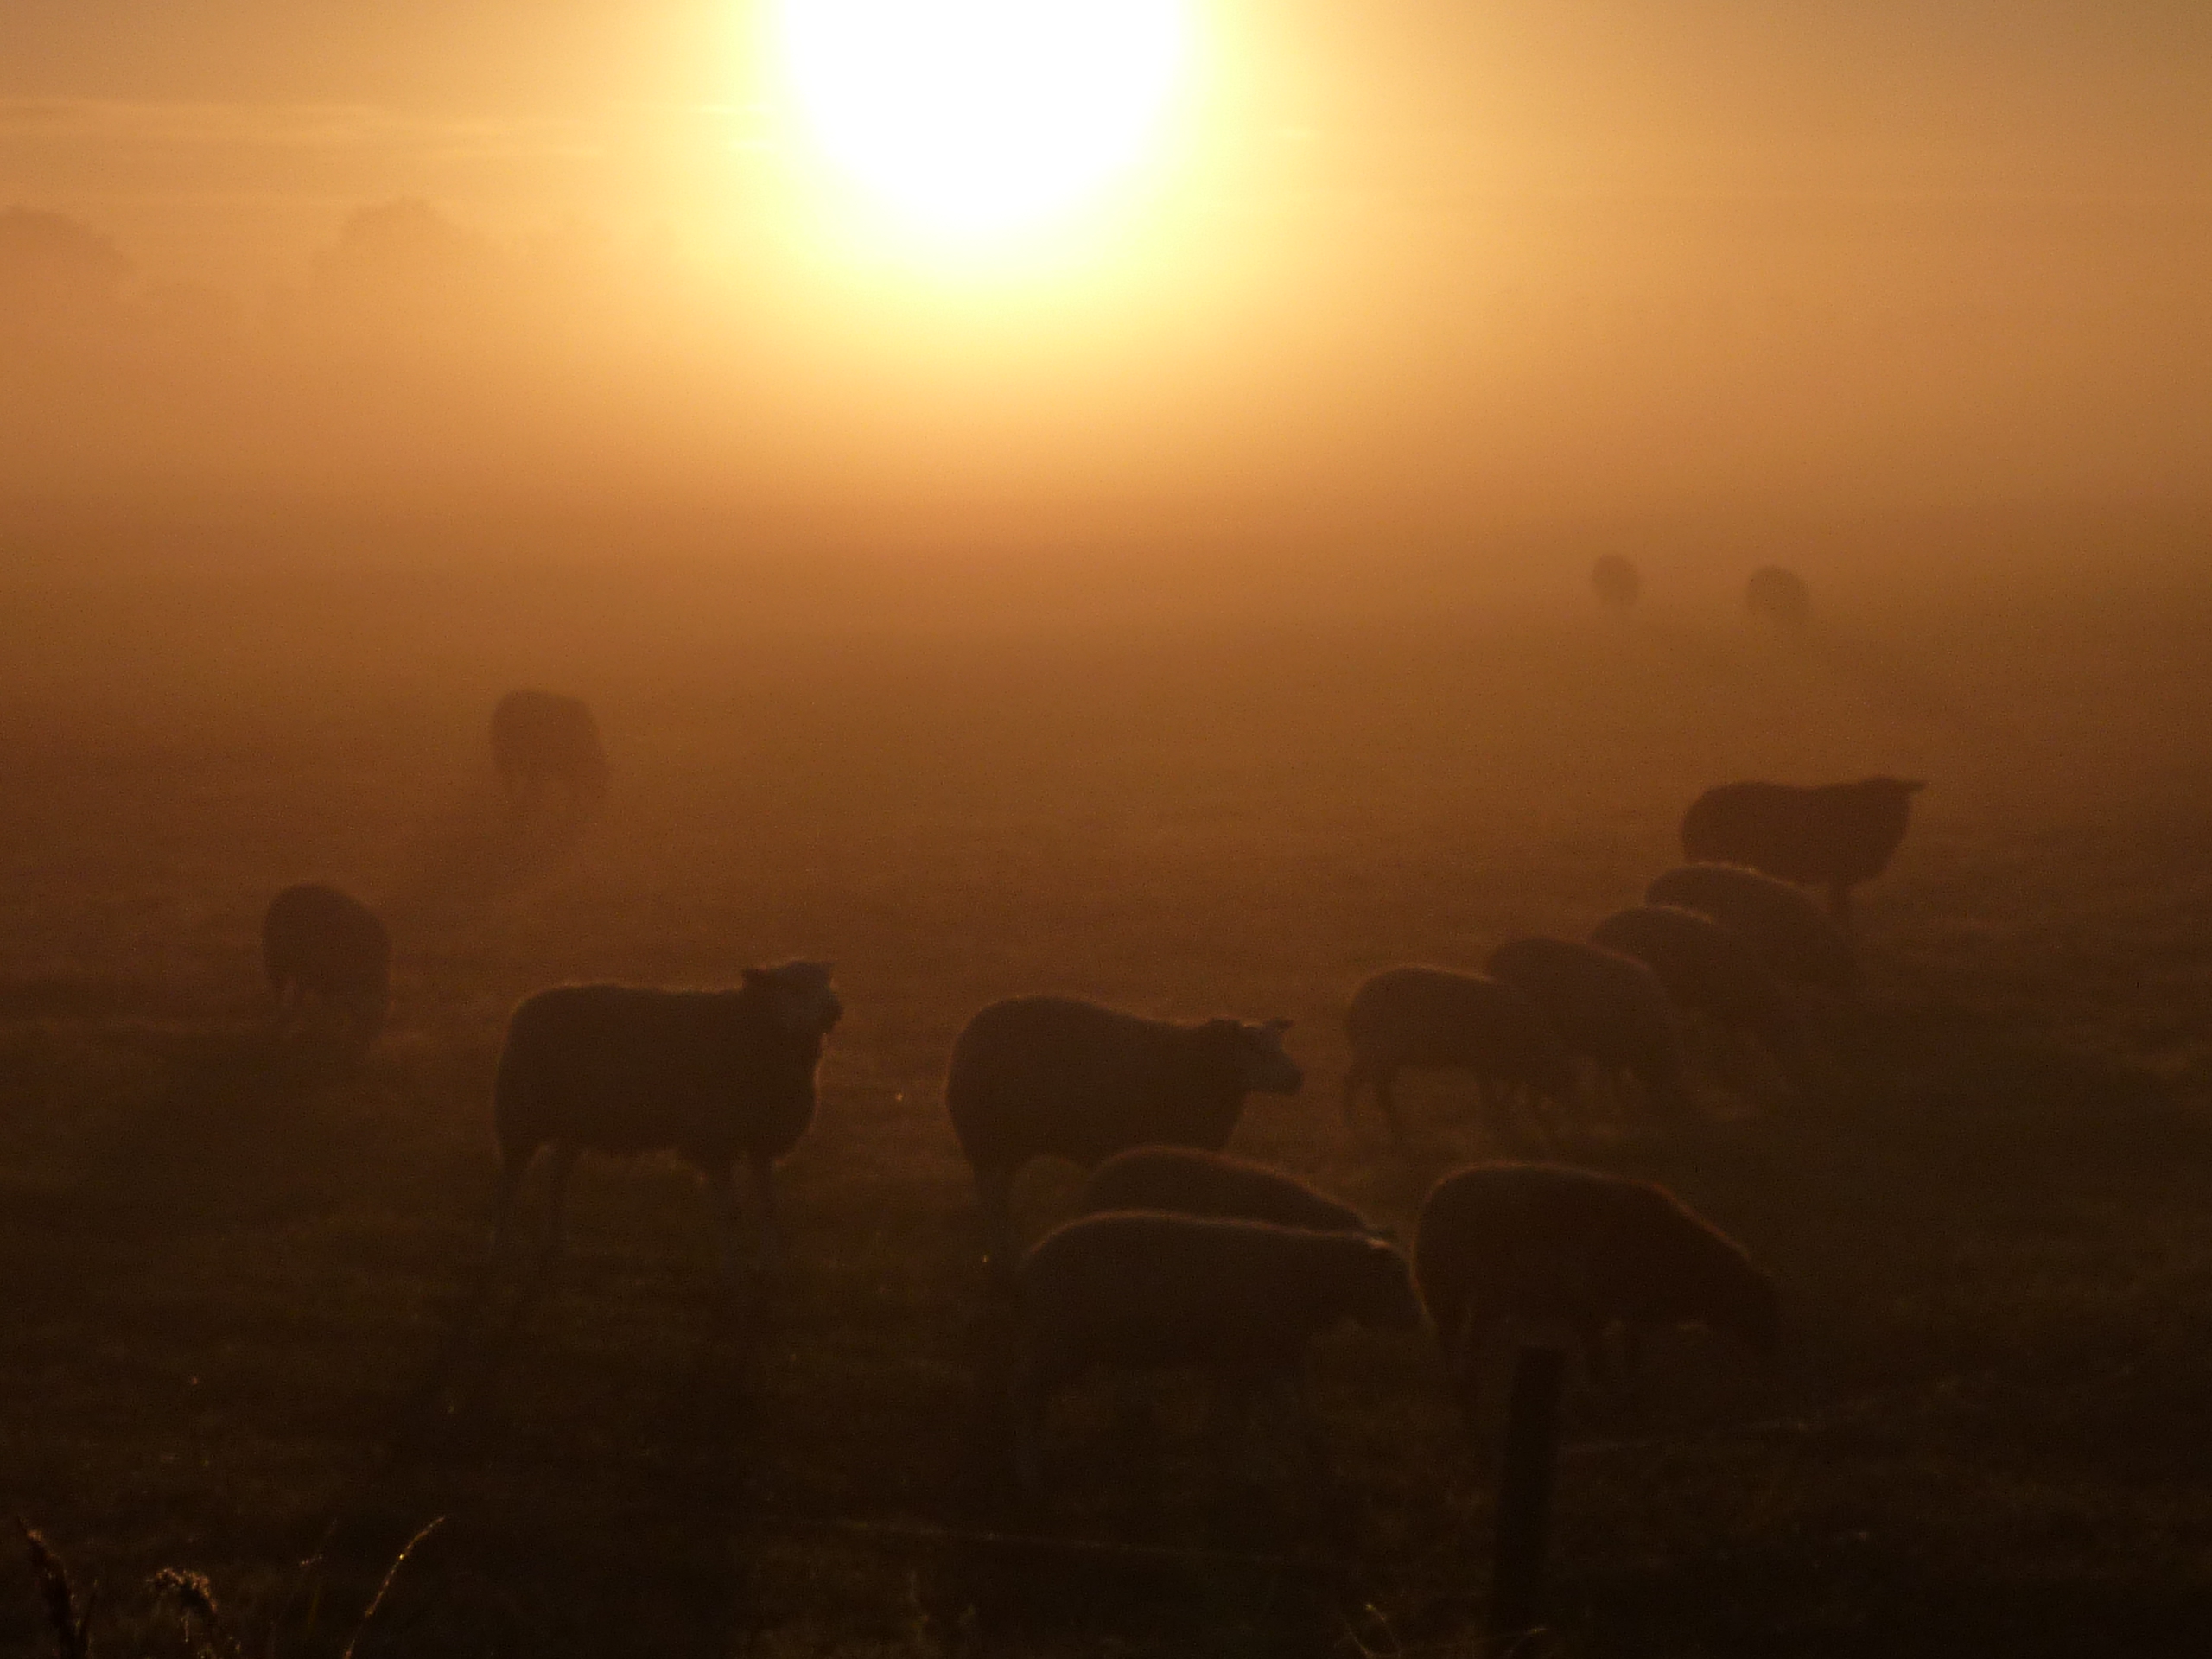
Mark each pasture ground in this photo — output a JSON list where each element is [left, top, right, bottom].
[[3, 544, 2211, 1656]]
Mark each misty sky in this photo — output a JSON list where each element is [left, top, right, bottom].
[[0, 3, 2205, 527]]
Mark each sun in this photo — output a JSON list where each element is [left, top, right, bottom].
[[775, 0, 1189, 240]]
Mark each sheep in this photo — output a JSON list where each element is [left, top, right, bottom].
[[1414, 1161, 1777, 1418], [944, 995, 1303, 1277], [487, 961, 841, 1289], [1078, 1146, 1381, 1236], [490, 688, 607, 817], [1588, 906, 1811, 1094], [262, 882, 391, 1044], [1745, 564, 1811, 628], [1012, 1210, 1425, 1491], [1681, 776, 1926, 925], [1646, 862, 1860, 995], [1484, 937, 1694, 1121], [1343, 966, 1579, 1147], [1590, 554, 1641, 612]]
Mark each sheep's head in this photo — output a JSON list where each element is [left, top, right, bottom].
[[1206, 1017, 1302, 1096], [745, 960, 843, 1036]]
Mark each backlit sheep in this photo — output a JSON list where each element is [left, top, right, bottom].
[[1078, 1146, 1379, 1236], [1589, 905, 1811, 1091], [946, 995, 1302, 1275], [488, 961, 841, 1289], [1013, 1210, 1424, 1491], [490, 688, 608, 817], [1343, 965, 1578, 1147], [262, 882, 391, 1045], [1646, 862, 1859, 995], [1681, 777, 1925, 925], [1414, 1161, 1776, 1415], [1484, 937, 1694, 1121]]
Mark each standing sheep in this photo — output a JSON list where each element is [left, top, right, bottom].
[[1588, 906, 1810, 1093], [491, 688, 608, 817], [1078, 1146, 1380, 1236], [1415, 1162, 1777, 1416], [1646, 863, 1859, 995], [1745, 565, 1812, 628], [1012, 1211, 1425, 1492], [1484, 937, 1694, 1121], [262, 882, 391, 1045], [944, 995, 1303, 1276], [1590, 555, 1642, 612], [489, 961, 841, 1289], [1681, 776, 1925, 925], [1343, 966, 1579, 1147]]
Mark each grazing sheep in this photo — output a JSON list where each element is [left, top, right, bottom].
[[1588, 906, 1810, 1091], [1646, 863, 1860, 995], [1681, 776, 1926, 925], [490, 688, 607, 816], [1590, 554, 1641, 612], [1079, 1147, 1380, 1236], [1745, 564, 1811, 628], [945, 995, 1303, 1276], [488, 961, 842, 1287], [1484, 937, 1693, 1121], [1414, 1162, 1777, 1415], [262, 882, 391, 1044], [1013, 1211, 1425, 1491], [1343, 966, 1579, 1147]]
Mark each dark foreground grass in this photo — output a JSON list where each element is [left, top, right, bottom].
[[3, 570, 2211, 1655]]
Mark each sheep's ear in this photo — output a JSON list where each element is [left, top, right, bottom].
[[1263, 1018, 1293, 1034]]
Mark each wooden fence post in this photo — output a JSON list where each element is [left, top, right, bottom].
[[1488, 1344, 1567, 1652]]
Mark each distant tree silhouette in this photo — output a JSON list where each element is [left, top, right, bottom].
[[0, 207, 130, 326], [1591, 554, 1641, 612], [1745, 565, 1812, 628]]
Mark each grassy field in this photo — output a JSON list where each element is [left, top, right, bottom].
[[3, 552, 2211, 1656]]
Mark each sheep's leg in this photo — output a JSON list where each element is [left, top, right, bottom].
[[486, 1145, 536, 1272], [1445, 1306, 1488, 1425], [747, 1154, 783, 1278], [536, 1145, 579, 1279], [698, 1165, 741, 1289]]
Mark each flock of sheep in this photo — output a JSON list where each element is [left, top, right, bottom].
[[260, 683, 1924, 1494], [1593, 556, 1818, 632]]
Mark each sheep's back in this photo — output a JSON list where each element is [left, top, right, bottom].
[[947, 997, 1234, 1169], [1079, 1147, 1369, 1234], [495, 985, 814, 1161]]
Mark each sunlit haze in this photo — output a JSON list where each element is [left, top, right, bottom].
[[776, 0, 1187, 240]]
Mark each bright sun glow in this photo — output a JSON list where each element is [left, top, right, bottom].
[[777, 0, 1187, 239]]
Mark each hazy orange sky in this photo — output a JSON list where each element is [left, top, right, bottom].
[[1, 3, 2206, 539]]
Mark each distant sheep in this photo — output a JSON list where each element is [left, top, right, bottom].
[[262, 882, 391, 1045], [1589, 906, 1810, 1090], [1414, 1162, 1777, 1414], [1681, 776, 1925, 925], [1079, 1146, 1380, 1236], [1590, 554, 1642, 612], [490, 688, 608, 816], [1343, 966, 1579, 1147], [1013, 1211, 1425, 1491], [1745, 565, 1811, 628], [1484, 937, 1693, 1120], [945, 995, 1303, 1276], [489, 961, 842, 1287], [1646, 863, 1860, 995]]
